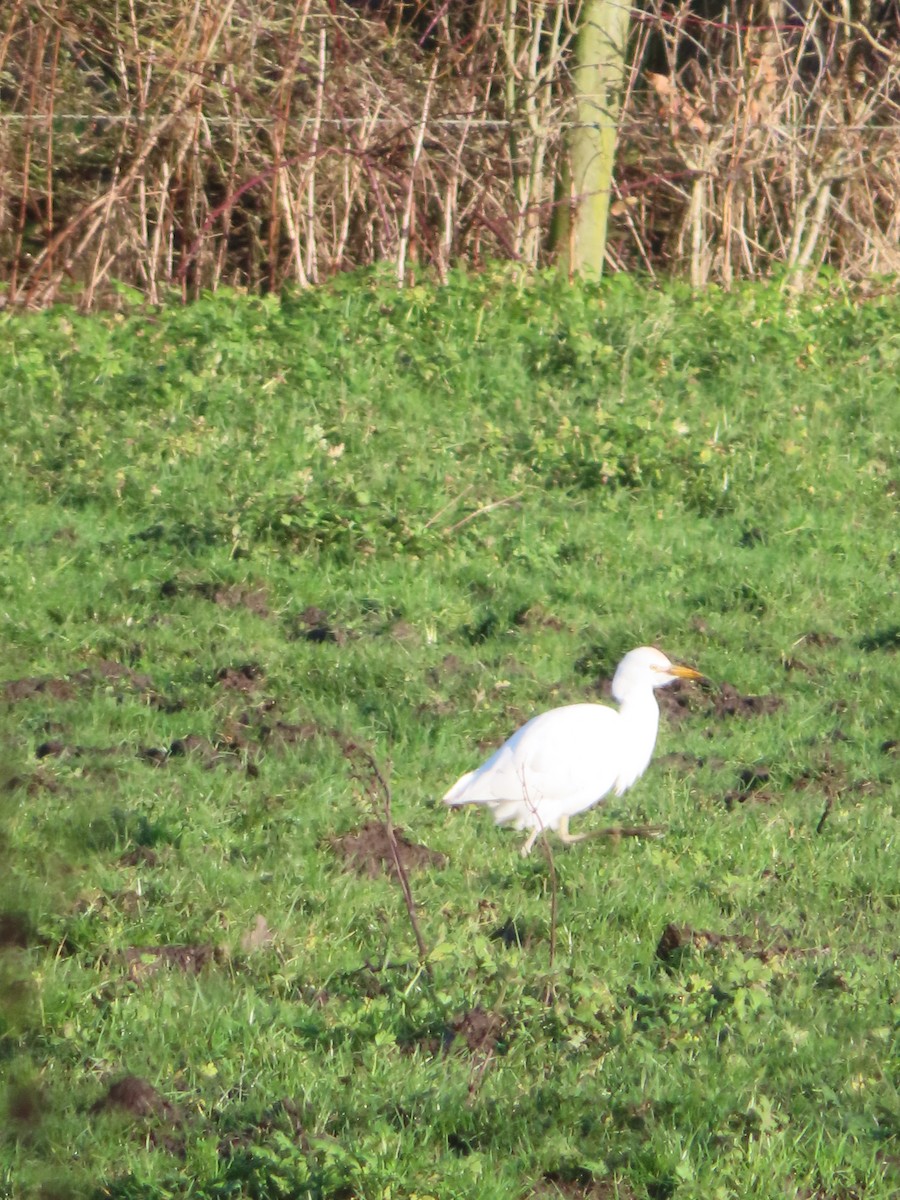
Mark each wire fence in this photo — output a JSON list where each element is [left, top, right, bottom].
[[1, 0, 898, 307]]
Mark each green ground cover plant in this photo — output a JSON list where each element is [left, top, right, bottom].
[[0, 271, 897, 1199]]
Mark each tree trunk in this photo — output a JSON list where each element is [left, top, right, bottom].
[[555, 0, 630, 277]]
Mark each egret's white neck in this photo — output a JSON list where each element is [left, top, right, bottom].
[[613, 689, 661, 794]]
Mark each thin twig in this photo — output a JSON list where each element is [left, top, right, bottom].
[[540, 828, 558, 999], [446, 492, 523, 535], [340, 737, 433, 980]]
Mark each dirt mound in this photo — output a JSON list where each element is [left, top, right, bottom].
[[723, 765, 777, 809], [711, 682, 782, 718], [91, 1075, 180, 1121], [448, 1005, 504, 1053], [214, 663, 266, 691], [3, 676, 76, 702], [330, 820, 446, 879], [288, 605, 352, 645], [531, 1172, 636, 1199], [160, 575, 271, 616], [120, 943, 219, 983]]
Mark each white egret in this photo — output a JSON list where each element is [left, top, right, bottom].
[[443, 646, 703, 856]]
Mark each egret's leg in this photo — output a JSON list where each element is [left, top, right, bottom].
[[556, 815, 588, 845], [520, 828, 539, 857]]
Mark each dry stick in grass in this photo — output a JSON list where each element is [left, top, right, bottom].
[[816, 794, 834, 836], [540, 828, 559, 998], [340, 737, 433, 980], [445, 492, 523, 535]]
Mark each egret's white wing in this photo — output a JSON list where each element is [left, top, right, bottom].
[[443, 703, 623, 829]]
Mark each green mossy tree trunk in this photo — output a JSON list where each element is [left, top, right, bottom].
[[555, 0, 631, 278]]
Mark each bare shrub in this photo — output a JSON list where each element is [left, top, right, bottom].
[[0, 0, 896, 307]]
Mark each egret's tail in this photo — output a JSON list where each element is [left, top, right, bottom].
[[442, 770, 477, 805]]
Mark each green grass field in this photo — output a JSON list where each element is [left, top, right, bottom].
[[1, 272, 898, 1199]]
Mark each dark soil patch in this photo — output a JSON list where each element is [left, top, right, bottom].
[[389, 620, 418, 642], [654, 922, 827, 966], [120, 943, 219, 983], [3, 676, 77, 702], [796, 631, 841, 648], [288, 605, 352, 645], [783, 656, 811, 672], [531, 1170, 634, 1198], [859, 626, 899, 652], [882, 739, 898, 756], [447, 1005, 504, 1054], [91, 1074, 180, 1121], [657, 751, 725, 771], [656, 682, 698, 724], [214, 663, 266, 692], [218, 1097, 307, 1159], [118, 846, 159, 867], [0, 910, 42, 949], [330, 820, 447, 880], [90, 1075, 184, 1154], [35, 740, 128, 764], [4, 662, 167, 709], [160, 576, 271, 617], [259, 718, 320, 748], [4, 769, 59, 795], [723, 765, 777, 809], [491, 917, 533, 949], [710, 682, 783, 718], [513, 603, 567, 632], [91, 660, 154, 690], [168, 733, 221, 764], [7, 1082, 44, 1131]]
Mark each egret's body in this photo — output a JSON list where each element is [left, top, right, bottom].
[[443, 647, 702, 855]]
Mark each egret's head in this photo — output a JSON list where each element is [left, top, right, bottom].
[[612, 646, 703, 703]]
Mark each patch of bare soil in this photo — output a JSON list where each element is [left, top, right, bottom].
[[531, 1170, 636, 1199], [446, 1005, 504, 1054], [329, 820, 447, 880], [91, 1074, 179, 1121], [90, 660, 155, 690], [218, 1097, 307, 1159], [491, 917, 532, 949], [0, 910, 42, 949], [710, 682, 783, 718], [118, 846, 159, 867], [4, 768, 59, 795], [214, 662, 266, 692], [859, 626, 899, 652], [288, 605, 352, 645], [6, 1081, 44, 1132], [513, 603, 567, 632], [655, 922, 833, 966], [3, 676, 77, 702], [120, 943, 220, 983], [656, 681, 697, 724], [161, 576, 271, 617], [723, 766, 777, 809], [795, 631, 841, 648], [90, 1075, 184, 1155], [3, 661, 173, 709]]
